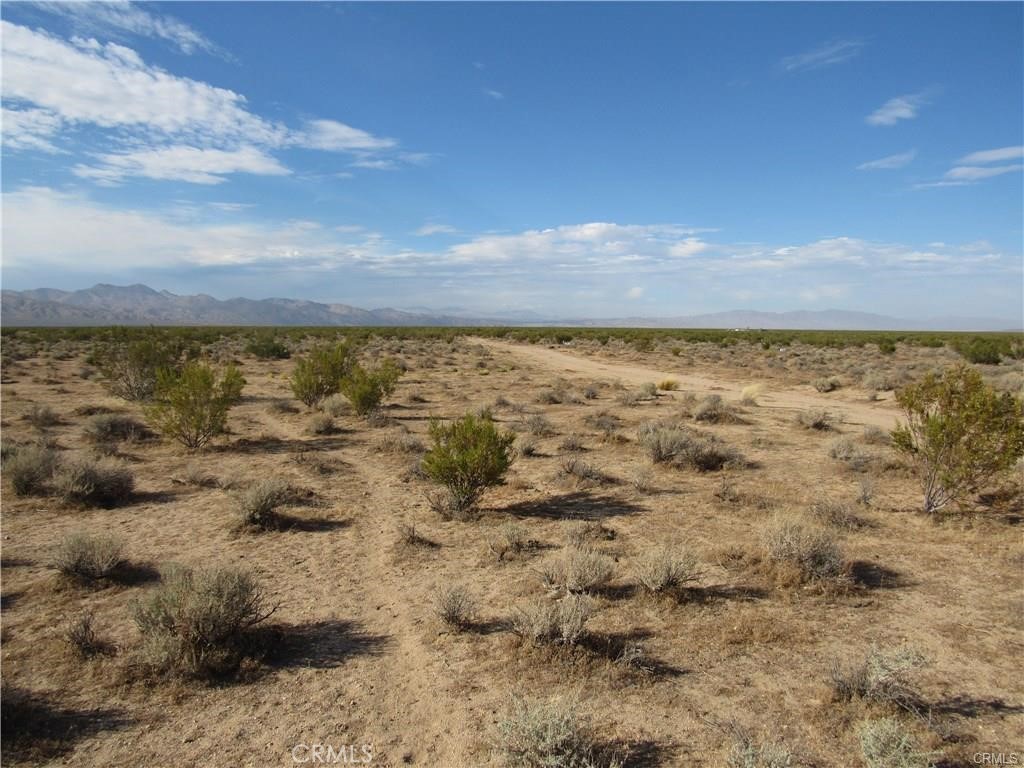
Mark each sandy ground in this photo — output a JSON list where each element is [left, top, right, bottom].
[[1, 335, 1022, 767]]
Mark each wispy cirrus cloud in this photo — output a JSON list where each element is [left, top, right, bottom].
[[414, 223, 458, 236], [866, 90, 933, 126], [856, 149, 916, 171], [956, 145, 1023, 164], [0, 20, 425, 182], [779, 40, 864, 73], [28, 0, 223, 56], [483, 88, 504, 100], [915, 146, 1024, 188]]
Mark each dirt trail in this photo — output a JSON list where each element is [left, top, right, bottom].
[[474, 338, 902, 430]]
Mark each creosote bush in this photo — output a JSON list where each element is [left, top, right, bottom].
[[290, 343, 354, 408], [53, 456, 134, 507], [99, 338, 179, 401], [340, 359, 402, 416], [891, 364, 1024, 514], [54, 531, 124, 581], [245, 333, 290, 360], [131, 564, 274, 679], [421, 412, 515, 518], [146, 362, 245, 450], [761, 515, 844, 584]]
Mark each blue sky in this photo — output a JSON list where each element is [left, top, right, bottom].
[[2, 1, 1022, 321]]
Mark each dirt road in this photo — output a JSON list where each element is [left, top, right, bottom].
[[475, 338, 903, 430]]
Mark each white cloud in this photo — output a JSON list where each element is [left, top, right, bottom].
[[943, 164, 1023, 182], [483, 88, 504, 100], [956, 146, 1024, 164], [779, 40, 863, 72], [2, 107, 63, 152], [296, 119, 396, 152], [856, 149, 916, 170], [72, 145, 291, 184], [2, 21, 284, 143], [0, 20, 423, 182], [33, 1, 222, 56], [866, 91, 931, 126], [415, 223, 457, 236], [626, 286, 644, 299], [5, 190, 1018, 288]]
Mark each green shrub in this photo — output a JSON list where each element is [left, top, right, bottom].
[[339, 359, 402, 416], [892, 364, 1024, 514], [290, 343, 354, 408], [98, 338, 178, 401], [953, 337, 1002, 365], [53, 456, 134, 507], [4, 444, 58, 496], [146, 362, 245, 450], [245, 333, 290, 360], [131, 564, 274, 678], [422, 413, 515, 517]]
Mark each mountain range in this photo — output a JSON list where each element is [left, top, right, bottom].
[[1, 284, 1018, 331]]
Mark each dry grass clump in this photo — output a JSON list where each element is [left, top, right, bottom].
[[307, 413, 336, 435], [724, 723, 797, 768], [557, 457, 613, 486], [634, 547, 701, 594], [516, 436, 539, 458], [53, 456, 134, 507], [83, 413, 152, 443], [523, 413, 555, 436], [813, 376, 841, 393], [434, 585, 477, 630], [829, 646, 927, 712], [377, 432, 425, 454], [488, 522, 529, 561], [740, 383, 765, 405], [266, 398, 299, 415], [692, 394, 743, 424], [512, 595, 594, 646], [862, 425, 891, 446], [4, 443, 58, 496], [54, 531, 124, 581], [761, 515, 844, 584], [495, 693, 617, 768], [795, 409, 835, 431], [584, 411, 621, 442], [559, 433, 584, 453], [639, 382, 658, 398], [131, 564, 274, 679], [539, 547, 614, 593], [319, 393, 350, 417], [236, 478, 292, 529], [637, 422, 741, 472], [808, 497, 865, 530], [857, 717, 936, 768], [24, 403, 61, 428], [657, 379, 679, 391], [64, 612, 111, 658], [829, 437, 871, 471]]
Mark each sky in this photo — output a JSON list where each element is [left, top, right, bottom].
[[1, 1, 1022, 322]]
